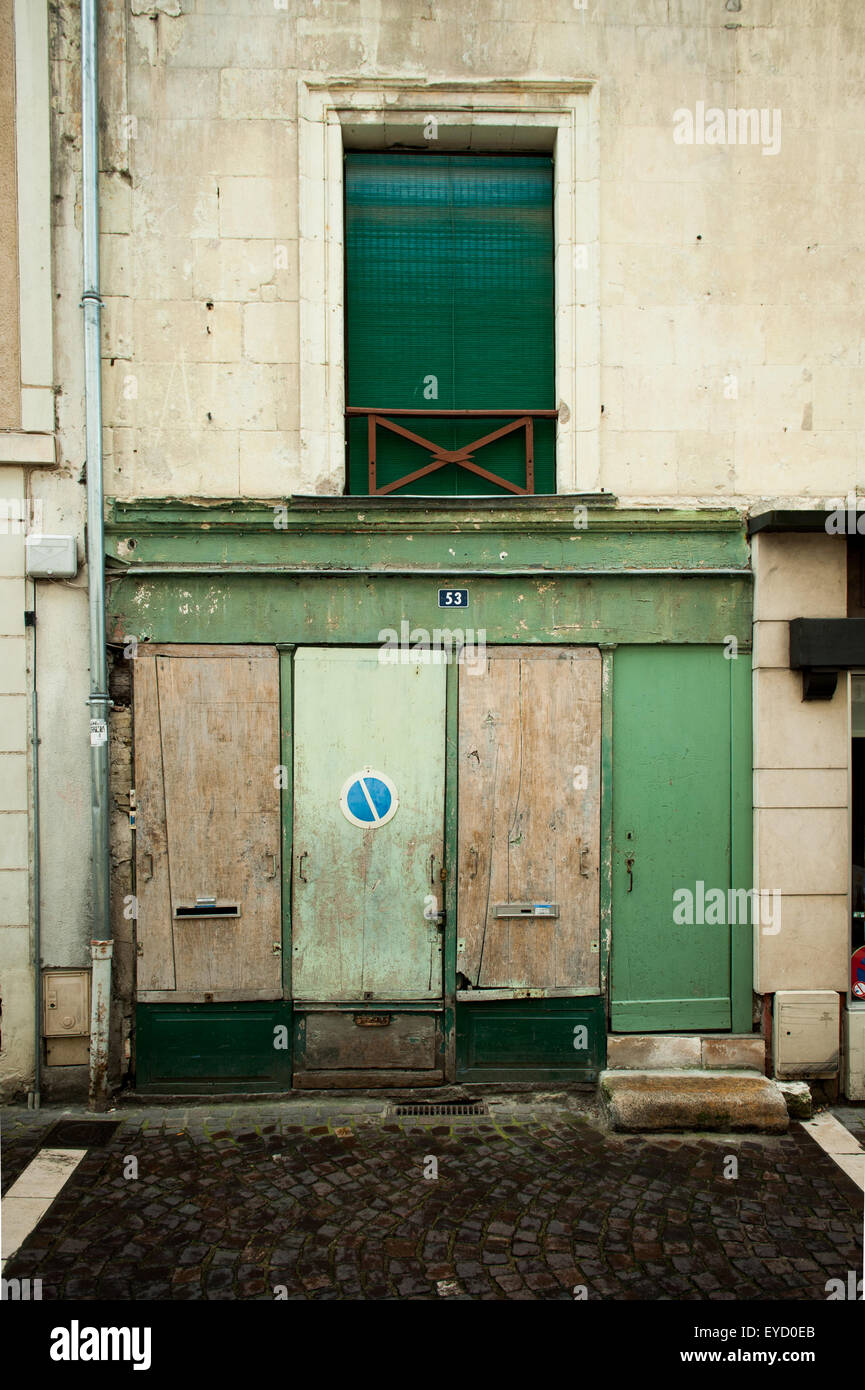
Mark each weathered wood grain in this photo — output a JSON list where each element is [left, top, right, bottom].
[[136, 647, 282, 999], [458, 646, 601, 990], [298, 1012, 438, 1070], [134, 654, 175, 992], [291, 648, 446, 1002]]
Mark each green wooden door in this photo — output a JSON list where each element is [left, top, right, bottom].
[[611, 646, 750, 1032], [291, 649, 446, 1001], [345, 152, 555, 495]]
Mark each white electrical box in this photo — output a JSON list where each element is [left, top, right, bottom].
[[43, 969, 90, 1036], [25, 534, 78, 578], [844, 1008, 865, 1101], [773, 990, 839, 1078], [43, 969, 90, 1067]]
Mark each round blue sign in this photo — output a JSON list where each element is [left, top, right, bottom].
[[339, 768, 398, 829]]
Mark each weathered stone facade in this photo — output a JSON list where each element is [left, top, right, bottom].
[[3, 0, 865, 1099]]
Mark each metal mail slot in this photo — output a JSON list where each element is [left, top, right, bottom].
[[174, 904, 240, 918], [494, 902, 560, 919]]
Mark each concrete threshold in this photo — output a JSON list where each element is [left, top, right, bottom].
[[600, 1068, 789, 1133]]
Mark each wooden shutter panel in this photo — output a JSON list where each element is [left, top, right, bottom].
[[457, 647, 602, 991], [135, 647, 282, 1001]]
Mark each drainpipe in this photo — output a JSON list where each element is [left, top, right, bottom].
[[26, 582, 40, 1110], [81, 0, 113, 1112]]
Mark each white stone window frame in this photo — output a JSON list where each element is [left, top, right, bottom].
[[2, 0, 55, 465], [298, 79, 600, 496]]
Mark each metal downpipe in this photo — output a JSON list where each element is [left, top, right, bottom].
[[81, 0, 113, 1111]]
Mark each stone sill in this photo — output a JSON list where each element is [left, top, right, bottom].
[[0, 432, 55, 466]]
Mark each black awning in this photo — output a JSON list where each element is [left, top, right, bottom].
[[749, 510, 839, 536], [789, 618, 865, 669]]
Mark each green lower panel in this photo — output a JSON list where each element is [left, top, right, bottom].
[[610, 998, 731, 1032], [135, 1002, 292, 1092], [456, 997, 605, 1082]]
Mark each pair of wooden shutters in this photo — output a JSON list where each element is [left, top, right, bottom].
[[289, 646, 602, 1000], [345, 152, 556, 495], [135, 645, 602, 1004]]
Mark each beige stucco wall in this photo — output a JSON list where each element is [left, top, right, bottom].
[[0, 0, 21, 429], [0, 464, 31, 1096], [752, 532, 849, 994], [0, 0, 63, 1100], [43, 0, 865, 506]]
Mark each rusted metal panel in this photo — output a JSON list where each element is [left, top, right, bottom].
[[457, 646, 601, 991], [291, 648, 446, 1002], [296, 1012, 439, 1070]]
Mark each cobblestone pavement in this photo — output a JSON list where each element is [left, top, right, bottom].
[[2, 1099, 862, 1301]]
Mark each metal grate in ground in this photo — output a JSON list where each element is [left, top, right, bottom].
[[390, 1102, 488, 1118], [41, 1120, 121, 1149]]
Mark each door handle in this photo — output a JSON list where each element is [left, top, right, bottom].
[[579, 845, 590, 878], [265, 852, 277, 879], [429, 853, 436, 885], [297, 850, 308, 884], [142, 851, 153, 882], [468, 846, 478, 880], [626, 856, 634, 892]]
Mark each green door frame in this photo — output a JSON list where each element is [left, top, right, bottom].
[[112, 499, 754, 1085]]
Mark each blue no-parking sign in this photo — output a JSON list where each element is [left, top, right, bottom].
[[339, 768, 399, 829]]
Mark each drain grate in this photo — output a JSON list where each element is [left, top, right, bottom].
[[41, 1120, 121, 1150], [392, 1102, 488, 1118]]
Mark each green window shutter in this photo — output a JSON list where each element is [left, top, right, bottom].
[[345, 153, 555, 496]]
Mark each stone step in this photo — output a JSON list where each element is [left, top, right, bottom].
[[607, 1034, 765, 1072], [600, 1069, 790, 1133]]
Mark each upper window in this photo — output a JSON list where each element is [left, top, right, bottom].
[[344, 153, 556, 497]]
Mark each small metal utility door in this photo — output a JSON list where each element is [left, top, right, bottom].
[[291, 648, 446, 1001], [134, 647, 282, 999], [457, 646, 601, 990]]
